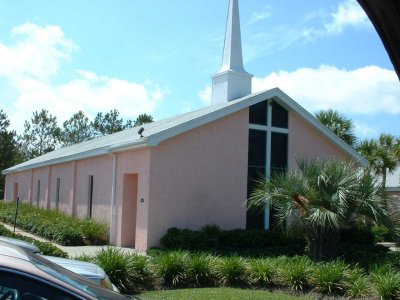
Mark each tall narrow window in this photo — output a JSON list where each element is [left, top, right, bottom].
[[270, 132, 288, 176], [55, 178, 61, 211], [36, 180, 40, 206], [88, 175, 94, 218], [246, 129, 266, 229]]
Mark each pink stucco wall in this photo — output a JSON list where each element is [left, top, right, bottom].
[[31, 167, 51, 209], [3, 105, 362, 251], [49, 162, 75, 215], [147, 109, 249, 248], [113, 149, 151, 250], [4, 170, 32, 203], [288, 111, 352, 169], [75, 155, 113, 221]]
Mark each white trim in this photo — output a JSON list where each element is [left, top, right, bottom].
[[264, 100, 272, 230], [108, 153, 117, 245], [271, 127, 289, 134], [249, 124, 268, 131]]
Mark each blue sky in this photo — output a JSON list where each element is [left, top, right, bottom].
[[0, 0, 399, 140]]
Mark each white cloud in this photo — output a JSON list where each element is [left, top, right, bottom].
[[253, 65, 400, 115], [324, 0, 371, 35], [0, 23, 76, 81], [198, 85, 211, 106], [0, 23, 165, 133], [250, 10, 271, 24], [8, 72, 164, 133], [245, 0, 371, 62]]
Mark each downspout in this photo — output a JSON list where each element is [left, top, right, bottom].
[[108, 152, 117, 245]]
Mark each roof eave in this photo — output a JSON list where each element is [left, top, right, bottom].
[[2, 139, 149, 175]]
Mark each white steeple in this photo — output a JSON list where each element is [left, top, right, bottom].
[[211, 0, 253, 105]]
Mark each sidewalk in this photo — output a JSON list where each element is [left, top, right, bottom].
[[1, 222, 138, 258]]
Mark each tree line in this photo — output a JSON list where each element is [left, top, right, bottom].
[[0, 108, 153, 197]]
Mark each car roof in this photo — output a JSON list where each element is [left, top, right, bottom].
[[43, 255, 106, 279], [0, 236, 41, 253], [0, 240, 32, 261]]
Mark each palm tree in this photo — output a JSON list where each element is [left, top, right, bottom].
[[357, 133, 400, 188], [248, 159, 390, 261], [315, 109, 356, 147]]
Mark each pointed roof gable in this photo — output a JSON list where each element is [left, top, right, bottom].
[[3, 88, 367, 174]]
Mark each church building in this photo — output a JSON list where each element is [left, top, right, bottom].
[[2, 0, 365, 251]]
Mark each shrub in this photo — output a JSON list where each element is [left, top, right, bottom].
[[159, 226, 306, 256], [94, 247, 131, 292], [338, 243, 389, 268], [310, 260, 348, 294], [31, 239, 68, 257], [0, 224, 67, 257], [153, 251, 189, 287], [278, 256, 311, 291], [343, 269, 370, 299], [215, 256, 248, 287], [80, 219, 108, 245], [160, 228, 213, 250], [0, 202, 108, 246], [340, 226, 374, 245], [127, 254, 154, 291], [187, 252, 217, 286], [73, 253, 95, 262], [248, 258, 276, 288], [372, 225, 395, 243], [371, 271, 400, 300]]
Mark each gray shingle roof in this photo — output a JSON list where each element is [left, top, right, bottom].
[[3, 88, 366, 174]]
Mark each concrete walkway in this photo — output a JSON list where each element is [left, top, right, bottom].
[[1, 222, 138, 258]]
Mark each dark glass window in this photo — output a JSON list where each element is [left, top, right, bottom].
[[36, 180, 40, 206], [247, 129, 267, 230], [55, 178, 60, 211], [246, 167, 265, 230], [270, 133, 288, 176], [248, 130, 266, 167], [88, 175, 94, 218], [271, 101, 288, 128], [249, 100, 268, 125]]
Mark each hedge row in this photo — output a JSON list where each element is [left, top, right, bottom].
[[0, 201, 108, 246], [160, 225, 307, 256], [0, 224, 67, 257], [80, 248, 400, 299]]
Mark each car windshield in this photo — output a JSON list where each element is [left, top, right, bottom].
[[28, 253, 127, 300]]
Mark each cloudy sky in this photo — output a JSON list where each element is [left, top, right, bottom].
[[0, 0, 399, 139]]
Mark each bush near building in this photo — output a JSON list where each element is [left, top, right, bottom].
[[0, 201, 108, 246], [77, 247, 400, 299], [0, 223, 67, 257]]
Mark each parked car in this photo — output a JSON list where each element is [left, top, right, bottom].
[[0, 240, 133, 299], [0, 236, 118, 293]]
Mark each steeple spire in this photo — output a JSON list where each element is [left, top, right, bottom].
[[220, 0, 246, 73], [211, 0, 253, 105]]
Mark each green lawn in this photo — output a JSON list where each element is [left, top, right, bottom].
[[138, 288, 314, 300]]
